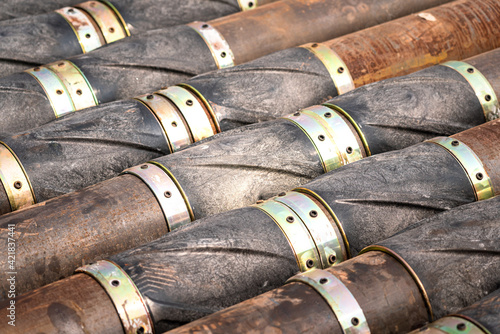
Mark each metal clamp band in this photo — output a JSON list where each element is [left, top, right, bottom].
[[427, 137, 494, 201], [135, 93, 192, 153], [302, 43, 355, 95], [0, 142, 36, 211], [55, 6, 105, 53], [411, 316, 486, 334], [76, 1, 128, 44], [121, 163, 192, 231], [238, 0, 257, 11], [187, 22, 235, 69], [288, 269, 370, 334], [26, 60, 97, 118], [442, 61, 499, 121], [158, 86, 218, 142], [76, 260, 154, 334], [254, 191, 345, 271], [283, 105, 365, 173]]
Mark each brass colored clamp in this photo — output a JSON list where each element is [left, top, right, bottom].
[[26, 60, 97, 118], [76, 1, 129, 43], [302, 43, 355, 95], [0, 142, 36, 211], [187, 22, 235, 69], [238, 0, 258, 11], [427, 137, 494, 201], [283, 105, 365, 173], [442, 61, 499, 121], [76, 260, 154, 334], [288, 269, 370, 334], [254, 191, 346, 272], [121, 163, 193, 231], [409, 316, 486, 334]]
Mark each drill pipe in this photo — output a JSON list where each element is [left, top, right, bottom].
[[0, 0, 481, 135], [0, 14, 499, 216], [1, 119, 500, 329], [165, 197, 500, 334], [0, 0, 274, 75]]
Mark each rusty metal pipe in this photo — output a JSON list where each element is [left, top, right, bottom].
[[0, 0, 457, 135], [0, 0, 269, 75], [167, 196, 500, 333], [1, 52, 500, 298]]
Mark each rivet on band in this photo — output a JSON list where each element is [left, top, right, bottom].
[[253, 191, 346, 271], [442, 61, 499, 121], [409, 316, 486, 334], [121, 162, 193, 231], [26, 60, 97, 118], [301, 43, 355, 95], [288, 269, 370, 334], [283, 105, 366, 173], [187, 21, 235, 69], [0, 142, 36, 212], [76, 260, 154, 334], [427, 137, 494, 201], [238, 0, 257, 11], [75, 1, 129, 44]]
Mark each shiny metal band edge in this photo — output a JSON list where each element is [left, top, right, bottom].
[[301, 43, 355, 95], [238, 0, 258, 11], [76, 260, 154, 334], [283, 105, 365, 173], [121, 163, 193, 231], [187, 21, 235, 69], [409, 316, 488, 334], [426, 137, 494, 201], [253, 191, 345, 272], [26, 60, 97, 118], [288, 269, 370, 334], [0, 142, 36, 211], [442, 61, 499, 121]]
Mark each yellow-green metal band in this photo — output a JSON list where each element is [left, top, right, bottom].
[[238, 0, 257, 11], [100, 0, 131, 36], [301, 43, 355, 95], [324, 103, 371, 156], [0, 142, 36, 211], [76, 260, 154, 334], [178, 83, 221, 133], [76, 1, 128, 43], [426, 137, 494, 201], [410, 316, 489, 334], [121, 163, 192, 232], [283, 105, 365, 173], [360, 245, 433, 321], [187, 21, 235, 69], [55, 6, 105, 53], [442, 61, 499, 121], [288, 269, 370, 334]]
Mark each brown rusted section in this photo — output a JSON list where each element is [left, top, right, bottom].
[[451, 119, 500, 196], [0, 174, 167, 298], [465, 48, 500, 96], [326, 0, 500, 87], [169, 252, 427, 333], [0, 181, 10, 216], [0, 274, 123, 334], [212, 0, 454, 64], [168, 281, 341, 334]]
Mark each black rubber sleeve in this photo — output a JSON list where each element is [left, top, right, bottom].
[[458, 289, 500, 332], [187, 47, 338, 131], [111, 206, 298, 333], [153, 119, 323, 218], [0, 0, 75, 21], [3, 99, 168, 202], [330, 65, 484, 154], [376, 196, 500, 318], [301, 142, 476, 255]]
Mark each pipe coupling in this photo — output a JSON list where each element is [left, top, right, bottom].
[[410, 316, 486, 334]]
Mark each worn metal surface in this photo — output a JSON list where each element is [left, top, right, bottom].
[[466, 48, 500, 107], [327, 0, 500, 87], [0, 274, 123, 334], [370, 196, 500, 319], [0, 174, 168, 299], [456, 289, 500, 333]]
